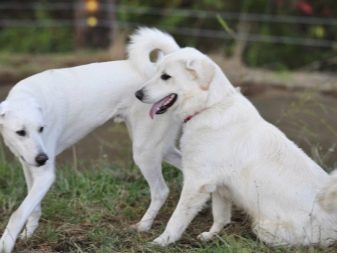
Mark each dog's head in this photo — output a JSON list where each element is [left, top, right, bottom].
[[0, 100, 48, 167], [135, 47, 230, 120]]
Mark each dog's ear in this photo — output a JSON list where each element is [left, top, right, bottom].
[[185, 58, 215, 90]]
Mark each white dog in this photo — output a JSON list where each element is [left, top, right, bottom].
[[0, 28, 182, 253], [136, 47, 337, 246]]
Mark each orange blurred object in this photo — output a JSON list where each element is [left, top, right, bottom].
[[85, 0, 99, 13]]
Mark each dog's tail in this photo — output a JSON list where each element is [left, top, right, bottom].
[[318, 170, 337, 213], [127, 27, 180, 78]]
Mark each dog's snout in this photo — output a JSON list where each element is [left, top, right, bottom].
[[35, 153, 49, 166], [135, 89, 144, 101]]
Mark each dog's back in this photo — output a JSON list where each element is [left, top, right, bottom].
[[5, 27, 181, 153]]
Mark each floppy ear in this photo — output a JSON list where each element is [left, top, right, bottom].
[[185, 58, 215, 90]]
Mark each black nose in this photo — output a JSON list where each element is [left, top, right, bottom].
[[35, 153, 49, 166], [135, 89, 144, 101]]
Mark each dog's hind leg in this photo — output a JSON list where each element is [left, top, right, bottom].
[[152, 178, 211, 246], [18, 162, 42, 240], [197, 189, 232, 241], [0, 162, 55, 253], [164, 147, 182, 170], [131, 144, 169, 232], [252, 219, 298, 246]]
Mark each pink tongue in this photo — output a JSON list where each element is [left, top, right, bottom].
[[149, 95, 172, 119]]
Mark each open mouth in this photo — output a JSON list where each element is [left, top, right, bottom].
[[150, 93, 177, 119]]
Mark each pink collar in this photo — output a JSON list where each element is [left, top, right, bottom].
[[183, 108, 209, 123], [183, 112, 200, 123]]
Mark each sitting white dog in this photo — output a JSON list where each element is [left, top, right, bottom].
[[136, 47, 337, 246], [0, 28, 182, 253]]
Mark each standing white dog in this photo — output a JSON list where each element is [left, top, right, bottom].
[[136, 47, 337, 246], [0, 28, 182, 253]]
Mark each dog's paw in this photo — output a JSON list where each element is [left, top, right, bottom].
[[19, 228, 34, 240], [197, 231, 215, 241], [152, 233, 173, 247], [19, 229, 29, 240], [130, 221, 152, 232], [19, 221, 39, 240]]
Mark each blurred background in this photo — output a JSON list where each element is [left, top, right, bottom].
[[0, 0, 336, 168]]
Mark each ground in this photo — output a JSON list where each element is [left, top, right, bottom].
[[1, 157, 337, 253]]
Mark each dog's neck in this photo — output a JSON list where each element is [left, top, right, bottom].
[[183, 109, 206, 123], [206, 68, 236, 107]]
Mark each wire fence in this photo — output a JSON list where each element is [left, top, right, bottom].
[[0, 3, 336, 48]]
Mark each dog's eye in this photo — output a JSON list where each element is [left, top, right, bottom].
[[38, 127, 44, 133], [16, 130, 26, 137], [161, 73, 171, 81]]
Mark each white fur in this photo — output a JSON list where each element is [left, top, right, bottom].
[[138, 47, 337, 246], [0, 28, 181, 253], [318, 170, 337, 213]]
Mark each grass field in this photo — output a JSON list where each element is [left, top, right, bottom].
[[0, 148, 337, 253]]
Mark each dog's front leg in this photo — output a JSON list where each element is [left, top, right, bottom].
[[0, 163, 55, 253], [152, 178, 211, 246], [197, 190, 232, 241], [18, 161, 42, 240]]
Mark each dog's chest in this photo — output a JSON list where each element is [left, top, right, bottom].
[[181, 126, 222, 162]]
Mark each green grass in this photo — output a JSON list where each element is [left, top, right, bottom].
[[0, 155, 336, 253]]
